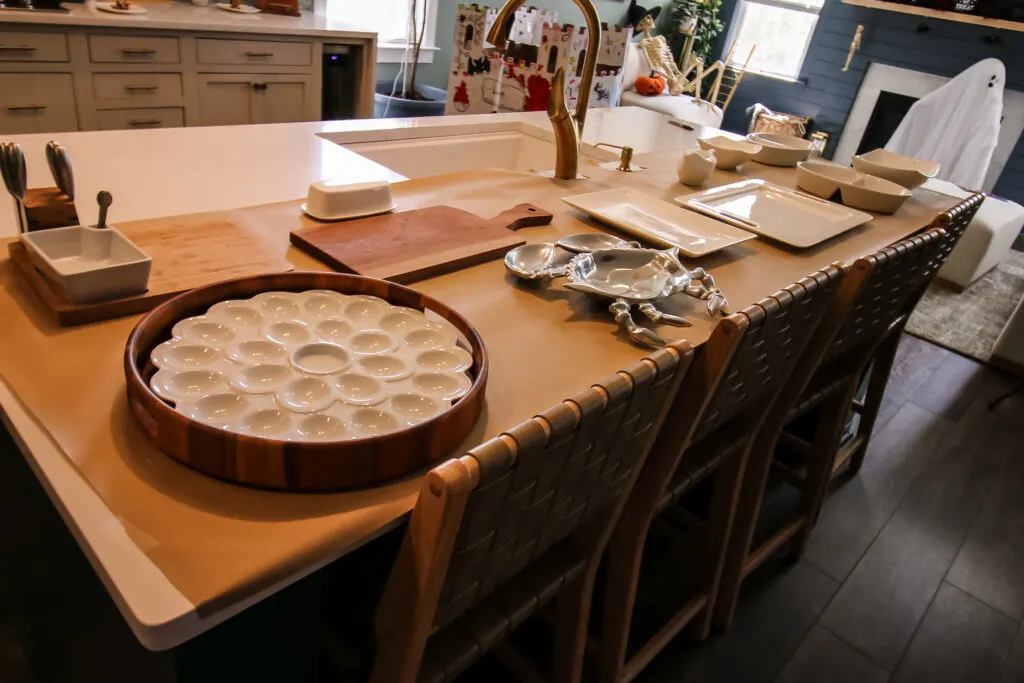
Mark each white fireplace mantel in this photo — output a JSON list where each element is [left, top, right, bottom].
[[834, 62, 1024, 192]]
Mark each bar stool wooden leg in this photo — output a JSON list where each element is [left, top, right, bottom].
[[790, 381, 860, 557], [710, 435, 775, 632], [697, 452, 747, 638], [554, 569, 596, 683], [598, 518, 651, 683], [848, 332, 901, 476]]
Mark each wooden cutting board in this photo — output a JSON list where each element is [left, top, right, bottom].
[[8, 219, 293, 326], [289, 203, 553, 284]]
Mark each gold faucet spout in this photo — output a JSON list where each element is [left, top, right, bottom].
[[487, 0, 602, 180], [548, 67, 580, 179]]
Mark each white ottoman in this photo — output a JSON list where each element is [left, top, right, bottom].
[[923, 178, 1024, 289], [620, 90, 724, 129]]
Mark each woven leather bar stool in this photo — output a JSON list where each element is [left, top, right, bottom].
[[595, 266, 845, 683], [349, 341, 694, 683], [711, 193, 985, 632]]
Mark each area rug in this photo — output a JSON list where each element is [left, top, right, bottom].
[[906, 249, 1024, 363]]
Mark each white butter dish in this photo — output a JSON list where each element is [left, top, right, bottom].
[[20, 225, 152, 304], [302, 179, 396, 221]]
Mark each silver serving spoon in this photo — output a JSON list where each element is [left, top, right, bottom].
[[45, 141, 75, 200], [55, 144, 74, 200], [96, 190, 112, 228], [1, 142, 28, 233]]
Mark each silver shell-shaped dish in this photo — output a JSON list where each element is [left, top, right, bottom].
[[555, 232, 629, 254], [564, 247, 692, 303]]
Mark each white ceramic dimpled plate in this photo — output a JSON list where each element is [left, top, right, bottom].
[[149, 290, 473, 441]]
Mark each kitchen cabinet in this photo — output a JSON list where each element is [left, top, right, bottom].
[[0, 73, 78, 134], [96, 107, 185, 131], [197, 74, 311, 127], [0, 16, 376, 135]]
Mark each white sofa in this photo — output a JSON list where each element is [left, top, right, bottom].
[[617, 42, 724, 129], [620, 90, 724, 128], [922, 178, 1024, 290]]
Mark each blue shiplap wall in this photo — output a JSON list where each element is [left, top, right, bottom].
[[716, 0, 1024, 203]]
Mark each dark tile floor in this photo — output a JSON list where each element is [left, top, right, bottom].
[[1, 334, 1022, 683]]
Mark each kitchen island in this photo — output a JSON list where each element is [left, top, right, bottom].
[[0, 108, 961, 679]]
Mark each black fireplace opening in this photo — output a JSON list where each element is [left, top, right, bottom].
[[856, 91, 919, 155]]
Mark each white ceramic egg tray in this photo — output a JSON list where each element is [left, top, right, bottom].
[[148, 290, 474, 442]]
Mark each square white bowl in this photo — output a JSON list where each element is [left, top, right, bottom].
[[21, 225, 152, 304]]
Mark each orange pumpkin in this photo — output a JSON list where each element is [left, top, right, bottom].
[[635, 72, 665, 96]]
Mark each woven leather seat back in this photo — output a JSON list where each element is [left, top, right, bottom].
[[829, 193, 983, 359], [828, 230, 944, 358], [692, 267, 843, 443], [432, 345, 686, 630], [937, 193, 985, 256]]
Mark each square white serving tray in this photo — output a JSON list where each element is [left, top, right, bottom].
[[562, 187, 756, 258], [20, 225, 152, 304], [676, 179, 874, 249]]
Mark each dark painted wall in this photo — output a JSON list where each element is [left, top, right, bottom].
[[715, 0, 1024, 203]]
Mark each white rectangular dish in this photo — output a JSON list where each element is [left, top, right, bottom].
[[562, 187, 756, 258], [20, 225, 152, 304], [676, 179, 874, 249]]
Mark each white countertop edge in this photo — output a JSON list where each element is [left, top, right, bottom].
[[0, 379, 195, 650], [0, 1, 377, 40], [0, 377, 414, 650]]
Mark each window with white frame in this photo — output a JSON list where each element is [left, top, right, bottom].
[[325, 0, 438, 62], [725, 0, 824, 80]]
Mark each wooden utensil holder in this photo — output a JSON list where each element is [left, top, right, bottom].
[[24, 187, 79, 232]]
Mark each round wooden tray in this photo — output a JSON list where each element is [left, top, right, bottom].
[[124, 272, 488, 492]]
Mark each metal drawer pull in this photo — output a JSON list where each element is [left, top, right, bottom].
[[0, 45, 37, 51], [121, 48, 157, 55], [125, 84, 159, 91], [251, 82, 268, 90], [6, 104, 47, 112], [129, 119, 162, 126], [244, 51, 274, 57]]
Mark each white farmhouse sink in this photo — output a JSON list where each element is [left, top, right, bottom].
[[322, 128, 618, 179]]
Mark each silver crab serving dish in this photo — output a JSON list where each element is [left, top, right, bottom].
[[504, 235, 729, 348]]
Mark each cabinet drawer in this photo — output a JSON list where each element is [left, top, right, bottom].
[[0, 73, 77, 134], [88, 35, 180, 64], [0, 32, 68, 62], [195, 38, 310, 66], [92, 73, 183, 104], [97, 107, 184, 131]]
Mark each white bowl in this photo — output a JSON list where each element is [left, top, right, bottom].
[[747, 133, 814, 167], [852, 149, 940, 190], [797, 161, 912, 214], [296, 413, 347, 441], [20, 224, 152, 304], [677, 149, 717, 186], [357, 354, 410, 381], [416, 347, 473, 372], [335, 372, 387, 406], [302, 179, 396, 222], [390, 393, 442, 425], [290, 342, 350, 375], [697, 136, 762, 171]]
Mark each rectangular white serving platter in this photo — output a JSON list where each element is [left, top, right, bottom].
[[676, 179, 874, 249], [562, 187, 756, 258]]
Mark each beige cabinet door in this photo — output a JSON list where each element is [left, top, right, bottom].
[[196, 74, 255, 127], [0, 73, 78, 134], [198, 74, 311, 127], [252, 76, 310, 125]]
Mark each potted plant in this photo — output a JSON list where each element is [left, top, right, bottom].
[[668, 0, 725, 65], [374, 0, 447, 118]]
